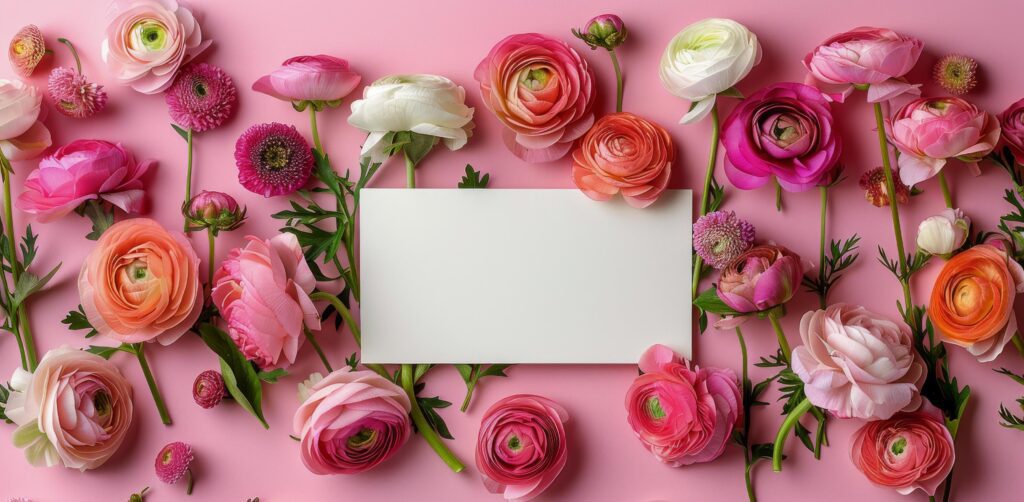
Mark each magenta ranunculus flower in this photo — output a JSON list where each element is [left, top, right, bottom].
[[16, 139, 153, 222], [722, 82, 841, 192], [155, 441, 196, 494], [804, 27, 923, 103], [626, 344, 741, 467], [693, 210, 755, 270], [234, 122, 314, 197], [998, 98, 1024, 162], [717, 244, 803, 314], [192, 370, 225, 409], [48, 66, 108, 119], [293, 368, 412, 475], [475, 33, 596, 163], [886, 96, 1001, 187], [252, 55, 362, 110], [212, 233, 320, 369], [166, 63, 237, 132], [477, 394, 569, 502], [792, 304, 925, 420]]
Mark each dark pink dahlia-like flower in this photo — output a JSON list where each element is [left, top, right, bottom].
[[166, 63, 237, 132], [48, 66, 108, 119], [192, 370, 226, 409], [234, 122, 314, 197], [693, 210, 756, 270], [155, 442, 194, 485]]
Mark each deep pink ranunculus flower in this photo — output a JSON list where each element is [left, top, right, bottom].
[[476, 394, 569, 502], [804, 27, 923, 103], [252, 55, 362, 106], [722, 82, 841, 192], [475, 33, 596, 163], [625, 344, 741, 467], [17, 139, 153, 222], [886, 96, 1001, 187], [998, 98, 1024, 162], [717, 244, 803, 315]]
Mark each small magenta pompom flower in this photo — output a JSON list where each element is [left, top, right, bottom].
[[933, 54, 978, 95], [192, 370, 227, 409], [155, 442, 195, 494], [166, 63, 237, 132], [9, 25, 46, 77], [48, 67, 108, 119], [693, 210, 756, 270], [860, 166, 911, 207], [235, 122, 314, 197]]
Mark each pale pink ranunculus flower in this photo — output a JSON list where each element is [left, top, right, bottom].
[[625, 344, 741, 467], [0, 79, 51, 161], [293, 368, 411, 475], [252, 55, 361, 106], [6, 346, 134, 471], [101, 0, 211, 94], [792, 304, 926, 420], [212, 233, 320, 369], [804, 27, 923, 103], [886, 96, 1001, 187], [16, 139, 153, 222]]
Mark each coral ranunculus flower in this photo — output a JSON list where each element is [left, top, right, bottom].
[[929, 244, 1024, 362], [571, 112, 674, 208]]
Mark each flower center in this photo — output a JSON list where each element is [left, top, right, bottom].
[[12, 40, 29, 55], [952, 278, 983, 314], [192, 80, 208, 98], [132, 20, 168, 51], [506, 434, 522, 452], [890, 436, 907, 455], [347, 428, 377, 450], [94, 391, 111, 417], [126, 260, 149, 282], [161, 447, 175, 465], [645, 396, 667, 420], [260, 140, 292, 170], [521, 67, 552, 90]]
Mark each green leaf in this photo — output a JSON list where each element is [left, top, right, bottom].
[[0, 382, 11, 424], [402, 132, 439, 167], [345, 352, 359, 370], [12, 263, 61, 309], [199, 324, 268, 429], [86, 344, 134, 359], [693, 287, 740, 316], [417, 394, 454, 440], [18, 225, 39, 271], [480, 364, 511, 378], [458, 165, 490, 188], [80, 200, 116, 241], [171, 124, 190, 141], [997, 367, 1024, 386], [413, 364, 433, 382], [257, 368, 288, 383], [62, 305, 99, 338], [454, 364, 473, 382]]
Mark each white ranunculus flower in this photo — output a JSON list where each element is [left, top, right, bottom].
[[0, 79, 50, 161], [348, 74, 475, 162], [659, 18, 761, 124], [916, 208, 970, 256]]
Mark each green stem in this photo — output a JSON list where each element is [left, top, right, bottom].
[[817, 186, 828, 309], [937, 171, 953, 209], [134, 343, 171, 425], [309, 107, 323, 152], [1, 150, 35, 370], [400, 364, 465, 473], [1013, 332, 1024, 360], [692, 105, 721, 299], [736, 327, 756, 502], [303, 326, 333, 372], [767, 310, 791, 363], [56, 38, 82, 74], [405, 154, 416, 189], [608, 49, 624, 113], [310, 291, 360, 346], [183, 128, 194, 233], [206, 229, 215, 299], [810, 405, 828, 458], [459, 366, 478, 413], [185, 469, 194, 495], [772, 397, 812, 472], [872, 101, 913, 312], [774, 179, 783, 212]]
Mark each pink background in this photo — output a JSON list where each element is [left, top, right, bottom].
[[3, 0, 1024, 500]]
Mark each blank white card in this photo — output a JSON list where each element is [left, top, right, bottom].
[[360, 189, 692, 364]]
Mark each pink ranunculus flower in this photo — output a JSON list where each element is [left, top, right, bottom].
[[101, 0, 211, 94], [850, 403, 955, 496], [998, 98, 1024, 162], [792, 304, 925, 420], [6, 346, 134, 471], [16, 139, 154, 222], [212, 233, 320, 369], [252, 55, 362, 109], [293, 368, 412, 475], [477, 394, 569, 502], [626, 344, 741, 466], [722, 82, 841, 192], [886, 97, 1001, 187], [717, 244, 803, 315], [804, 27, 923, 103], [0, 79, 51, 161], [475, 33, 596, 163]]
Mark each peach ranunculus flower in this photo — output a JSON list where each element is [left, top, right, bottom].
[[101, 0, 211, 94], [929, 244, 1024, 362], [6, 346, 134, 471], [79, 218, 202, 345], [571, 112, 674, 208]]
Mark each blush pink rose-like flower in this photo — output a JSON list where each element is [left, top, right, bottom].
[[722, 82, 841, 192], [253, 55, 362, 110], [17, 139, 154, 222], [9, 25, 47, 77], [475, 33, 596, 163], [6, 346, 134, 471], [625, 344, 741, 467], [804, 27, 923, 103], [477, 395, 569, 502], [850, 403, 955, 496], [101, 0, 211, 94], [293, 368, 412, 475], [0, 79, 52, 161], [791, 304, 926, 420], [886, 97, 1001, 187], [212, 233, 320, 369], [571, 112, 674, 208], [717, 245, 803, 315]]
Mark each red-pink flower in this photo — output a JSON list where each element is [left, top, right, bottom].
[[850, 403, 955, 496], [571, 112, 674, 208], [476, 394, 569, 502], [804, 27, 923, 102], [252, 55, 361, 109], [211, 233, 319, 369], [998, 98, 1024, 162], [625, 345, 741, 467], [475, 33, 596, 163], [886, 97, 1000, 187], [17, 140, 152, 222]]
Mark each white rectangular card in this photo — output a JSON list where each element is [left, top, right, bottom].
[[360, 189, 692, 364]]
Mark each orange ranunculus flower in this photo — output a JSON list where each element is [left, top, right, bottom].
[[79, 218, 201, 345], [571, 112, 674, 209], [929, 244, 1024, 362]]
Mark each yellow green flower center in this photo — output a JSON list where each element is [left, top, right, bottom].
[[645, 396, 666, 420], [132, 20, 168, 51], [347, 428, 377, 449], [507, 434, 522, 452], [260, 141, 291, 170], [890, 436, 907, 455], [521, 67, 552, 90]]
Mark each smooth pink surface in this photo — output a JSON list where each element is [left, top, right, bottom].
[[2, 0, 1024, 500]]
